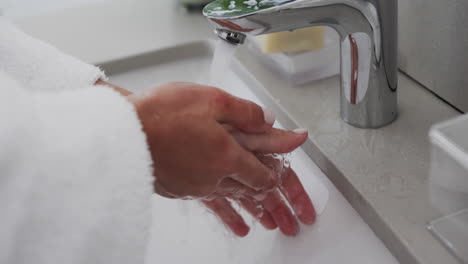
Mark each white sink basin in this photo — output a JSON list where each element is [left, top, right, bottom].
[[105, 41, 399, 264]]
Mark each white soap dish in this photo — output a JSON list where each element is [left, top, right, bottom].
[[247, 27, 340, 86]]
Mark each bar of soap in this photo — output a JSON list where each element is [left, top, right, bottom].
[[256, 26, 325, 54]]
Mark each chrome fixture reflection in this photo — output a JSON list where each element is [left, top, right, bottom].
[[203, 0, 398, 128]]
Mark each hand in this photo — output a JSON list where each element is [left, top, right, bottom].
[[97, 80, 316, 237], [203, 127, 316, 237], [129, 82, 284, 199]]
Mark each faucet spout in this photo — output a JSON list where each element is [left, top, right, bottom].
[[215, 28, 247, 45], [204, 0, 398, 128]]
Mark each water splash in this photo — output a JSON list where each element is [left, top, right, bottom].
[[201, 39, 296, 234], [209, 39, 294, 190], [257, 153, 291, 182]]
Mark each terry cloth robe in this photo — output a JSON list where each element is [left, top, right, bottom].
[[0, 18, 154, 264]]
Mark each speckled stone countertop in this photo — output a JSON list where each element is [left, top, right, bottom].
[[235, 47, 461, 264], [14, 0, 462, 263]]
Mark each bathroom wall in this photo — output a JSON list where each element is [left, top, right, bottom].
[[398, 0, 468, 112], [1, 0, 110, 18]]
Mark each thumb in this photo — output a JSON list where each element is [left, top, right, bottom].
[[230, 127, 308, 154]]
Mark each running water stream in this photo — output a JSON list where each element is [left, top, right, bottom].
[[208, 39, 292, 200], [209, 39, 238, 87]]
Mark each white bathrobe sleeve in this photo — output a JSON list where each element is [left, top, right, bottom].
[[0, 19, 154, 264], [0, 74, 154, 264], [0, 17, 106, 92]]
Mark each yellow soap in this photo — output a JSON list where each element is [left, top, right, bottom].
[[256, 26, 325, 54]]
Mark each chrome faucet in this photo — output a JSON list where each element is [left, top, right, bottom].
[[203, 0, 398, 128]]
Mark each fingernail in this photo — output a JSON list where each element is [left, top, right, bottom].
[[262, 107, 276, 125], [234, 223, 250, 237], [293, 128, 308, 134]]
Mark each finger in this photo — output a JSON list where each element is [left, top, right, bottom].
[[236, 197, 278, 230], [261, 190, 299, 236], [231, 127, 308, 154], [228, 146, 278, 191], [278, 167, 316, 225], [216, 179, 277, 229], [251, 155, 316, 225], [211, 89, 275, 133], [202, 198, 250, 237]]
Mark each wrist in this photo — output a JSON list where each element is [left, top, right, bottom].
[[127, 93, 153, 146]]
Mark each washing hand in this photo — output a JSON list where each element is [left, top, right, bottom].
[[204, 126, 316, 237], [129, 82, 285, 198], [98, 80, 316, 237]]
